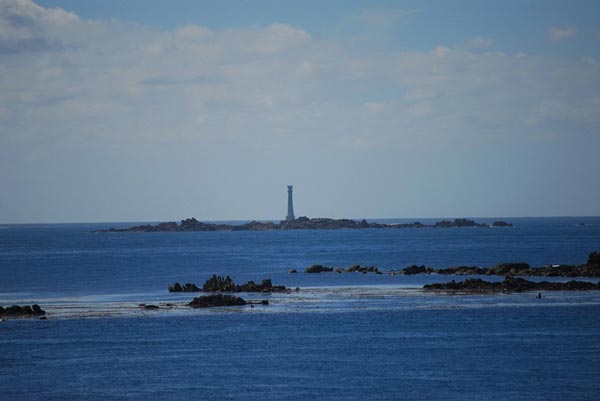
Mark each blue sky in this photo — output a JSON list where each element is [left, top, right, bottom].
[[1, 0, 599, 223]]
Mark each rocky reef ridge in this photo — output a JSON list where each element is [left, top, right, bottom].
[[99, 217, 511, 232], [0, 304, 46, 318], [298, 252, 600, 277], [304, 264, 381, 274], [424, 276, 600, 293]]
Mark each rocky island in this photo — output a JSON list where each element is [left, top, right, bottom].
[[99, 217, 511, 232]]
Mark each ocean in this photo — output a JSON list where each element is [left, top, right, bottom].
[[1, 217, 600, 400]]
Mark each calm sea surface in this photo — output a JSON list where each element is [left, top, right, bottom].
[[1, 217, 599, 400]]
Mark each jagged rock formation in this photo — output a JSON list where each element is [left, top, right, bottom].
[[424, 276, 600, 293], [401, 265, 434, 275], [168, 282, 200, 292], [304, 264, 381, 274], [98, 217, 511, 232], [305, 265, 334, 273], [170, 275, 289, 293], [0, 304, 46, 318], [188, 294, 247, 308]]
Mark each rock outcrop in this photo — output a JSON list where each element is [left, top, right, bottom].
[[424, 276, 600, 293], [305, 265, 334, 273], [168, 282, 201, 292], [169, 276, 288, 293], [491, 221, 513, 227], [401, 265, 433, 275], [201, 275, 289, 293], [0, 304, 46, 318], [304, 264, 380, 274], [588, 251, 600, 266], [188, 294, 247, 308]]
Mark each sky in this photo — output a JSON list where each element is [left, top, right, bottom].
[[0, 0, 599, 223]]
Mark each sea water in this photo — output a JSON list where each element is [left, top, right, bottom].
[[1, 217, 599, 400]]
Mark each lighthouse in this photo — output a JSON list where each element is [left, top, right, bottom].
[[286, 186, 295, 221]]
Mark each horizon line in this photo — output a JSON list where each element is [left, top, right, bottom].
[[1, 215, 599, 226]]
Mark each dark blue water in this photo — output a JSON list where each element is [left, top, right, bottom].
[[1, 217, 600, 400], [1, 217, 599, 298]]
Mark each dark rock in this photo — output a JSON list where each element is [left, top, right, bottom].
[[346, 265, 380, 274], [21, 305, 33, 315], [201, 275, 289, 293], [188, 294, 247, 308], [144, 305, 160, 310], [0, 304, 46, 317], [4, 305, 22, 315], [32, 304, 45, 315], [435, 266, 487, 275], [492, 221, 513, 227], [588, 252, 600, 266], [424, 276, 600, 293], [402, 265, 432, 275], [168, 282, 200, 292], [288, 269, 298, 274], [305, 264, 333, 273], [202, 275, 236, 292], [434, 219, 487, 228], [487, 263, 531, 276]]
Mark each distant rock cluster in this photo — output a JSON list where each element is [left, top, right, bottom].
[[169, 275, 289, 293], [401, 252, 600, 277], [424, 276, 600, 293], [304, 264, 381, 274], [299, 252, 600, 278], [0, 304, 45, 318], [98, 217, 512, 233]]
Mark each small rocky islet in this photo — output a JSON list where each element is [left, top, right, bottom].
[[169, 275, 291, 294], [169, 275, 291, 308], [98, 217, 512, 232], [0, 304, 46, 319]]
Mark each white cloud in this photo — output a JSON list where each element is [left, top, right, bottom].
[[0, 0, 80, 53], [547, 26, 577, 43], [0, 0, 599, 155], [432, 45, 450, 58]]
